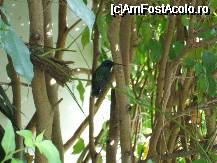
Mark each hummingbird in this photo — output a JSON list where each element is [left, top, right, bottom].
[[91, 60, 114, 97]]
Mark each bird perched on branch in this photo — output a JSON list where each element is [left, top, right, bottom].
[[91, 60, 114, 97]]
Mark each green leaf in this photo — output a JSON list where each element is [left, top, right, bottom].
[[97, 154, 103, 163], [11, 158, 24, 163], [141, 23, 152, 44], [0, 20, 33, 83], [67, 0, 95, 39], [210, 0, 217, 8], [1, 121, 15, 155], [207, 76, 216, 96], [72, 138, 85, 154], [81, 27, 90, 48], [184, 57, 195, 68], [6, 63, 13, 80], [149, 40, 162, 62], [16, 130, 34, 148], [195, 63, 204, 77], [192, 159, 209, 163], [197, 76, 208, 93], [181, 15, 189, 27], [35, 131, 44, 144], [83, 0, 87, 5], [36, 140, 61, 163], [137, 143, 144, 156], [65, 84, 84, 114], [77, 80, 85, 103], [202, 53, 216, 74], [209, 0, 217, 12], [170, 41, 184, 60]]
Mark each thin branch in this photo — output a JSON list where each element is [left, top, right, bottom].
[[65, 19, 81, 34], [63, 74, 114, 151]]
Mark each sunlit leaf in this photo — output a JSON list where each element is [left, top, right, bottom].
[[35, 131, 44, 144], [137, 143, 144, 156], [11, 158, 23, 163], [1, 121, 15, 155], [16, 130, 34, 148], [36, 140, 61, 163], [67, 0, 95, 39]]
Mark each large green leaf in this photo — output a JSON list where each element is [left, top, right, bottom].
[[67, 0, 95, 39], [0, 20, 33, 83], [36, 140, 61, 163], [1, 121, 16, 155]]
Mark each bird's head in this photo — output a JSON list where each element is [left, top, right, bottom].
[[101, 60, 114, 68]]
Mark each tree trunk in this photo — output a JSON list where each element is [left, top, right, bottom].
[[42, 0, 64, 161], [27, 0, 54, 162], [106, 89, 119, 163], [108, 16, 132, 163]]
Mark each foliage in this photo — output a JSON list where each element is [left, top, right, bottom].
[[72, 138, 85, 154], [67, 0, 95, 38], [0, 12, 33, 83], [0, 122, 61, 163]]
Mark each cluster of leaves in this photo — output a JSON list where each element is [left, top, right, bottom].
[[0, 121, 61, 163]]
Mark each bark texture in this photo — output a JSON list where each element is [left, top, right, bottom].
[[28, 0, 53, 162]]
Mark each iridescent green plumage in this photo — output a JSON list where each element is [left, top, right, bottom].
[[91, 60, 114, 97]]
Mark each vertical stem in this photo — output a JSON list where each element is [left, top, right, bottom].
[[106, 89, 119, 163], [7, 56, 23, 159]]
